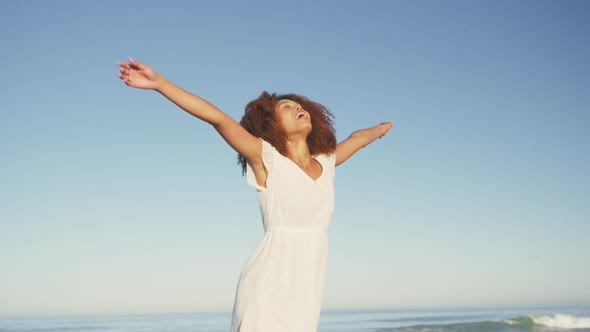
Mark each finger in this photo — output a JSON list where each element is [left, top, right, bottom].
[[118, 72, 131, 82], [128, 57, 142, 69], [117, 61, 130, 69]]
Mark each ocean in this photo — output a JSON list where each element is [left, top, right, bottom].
[[1, 305, 589, 332]]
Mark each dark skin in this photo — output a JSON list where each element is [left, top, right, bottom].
[[117, 58, 393, 188]]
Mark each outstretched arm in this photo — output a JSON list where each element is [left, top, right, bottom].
[[335, 122, 393, 166], [117, 58, 261, 164]]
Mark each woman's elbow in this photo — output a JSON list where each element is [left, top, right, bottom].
[[349, 131, 371, 147]]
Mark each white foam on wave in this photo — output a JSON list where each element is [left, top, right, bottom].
[[501, 319, 519, 325], [531, 314, 590, 329]]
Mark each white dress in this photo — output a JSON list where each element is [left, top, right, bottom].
[[230, 138, 336, 332]]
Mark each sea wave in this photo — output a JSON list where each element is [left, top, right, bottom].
[[376, 313, 590, 331], [530, 314, 590, 329]]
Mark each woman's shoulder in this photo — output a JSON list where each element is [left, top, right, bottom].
[[314, 151, 336, 167]]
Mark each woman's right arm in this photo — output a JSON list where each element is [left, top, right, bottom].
[[117, 58, 262, 164]]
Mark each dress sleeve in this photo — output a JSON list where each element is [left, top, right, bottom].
[[325, 153, 337, 168], [245, 138, 276, 191], [323, 153, 337, 179], [326, 153, 337, 178]]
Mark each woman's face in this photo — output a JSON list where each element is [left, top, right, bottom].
[[275, 99, 312, 137]]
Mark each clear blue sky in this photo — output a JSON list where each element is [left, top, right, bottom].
[[1, 0, 588, 316]]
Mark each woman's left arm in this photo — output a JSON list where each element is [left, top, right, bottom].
[[335, 122, 393, 166]]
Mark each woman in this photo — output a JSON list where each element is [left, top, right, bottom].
[[117, 58, 392, 332]]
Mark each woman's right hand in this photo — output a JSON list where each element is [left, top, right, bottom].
[[117, 58, 162, 90]]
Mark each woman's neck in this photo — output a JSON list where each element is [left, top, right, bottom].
[[285, 136, 313, 167]]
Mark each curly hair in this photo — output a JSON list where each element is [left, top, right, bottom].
[[237, 91, 337, 175]]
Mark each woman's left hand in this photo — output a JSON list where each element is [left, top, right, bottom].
[[378, 121, 393, 138]]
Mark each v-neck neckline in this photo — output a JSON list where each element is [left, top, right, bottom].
[[282, 154, 324, 182]]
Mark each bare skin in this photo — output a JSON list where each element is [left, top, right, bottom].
[[117, 58, 393, 188]]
